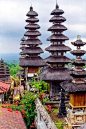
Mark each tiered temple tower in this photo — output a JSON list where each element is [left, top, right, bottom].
[[61, 36, 86, 129], [19, 6, 46, 77], [20, 37, 26, 59], [5, 66, 10, 77], [0, 59, 10, 81], [40, 2, 71, 97]]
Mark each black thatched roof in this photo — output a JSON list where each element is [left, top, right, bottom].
[[71, 50, 86, 56], [45, 45, 71, 52], [70, 70, 86, 77], [48, 24, 67, 31], [24, 31, 41, 36], [45, 56, 71, 64], [26, 6, 38, 17], [0, 70, 5, 72], [72, 60, 86, 66], [22, 47, 44, 55], [21, 37, 26, 41], [20, 39, 42, 45], [49, 16, 66, 23], [19, 56, 47, 67], [26, 17, 39, 23], [71, 39, 86, 46], [51, 5, 64, 15], [61, 81, 86, 93], [25, 24, 40, 29], [47, 34, 69, 41], [39, 66, 72, 81]]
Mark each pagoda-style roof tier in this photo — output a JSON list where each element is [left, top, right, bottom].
[[0, 64, 4, 66], [70, 70, 86, 77], [49, 16, 66, 23], [45, 45, 71, 52], [39, 66, 72, 81], [71, 39, 86, 46], [19, 56, 47, 67], [19, 52, 25, 55], [45, 56, 71, 64], [26, 7, 38, 17], [5, 73, 10, 76], [0, 68, 5, 70], [0, 70, 5, 72], [20, 46, 25, 50], [47, 34, 69, 41], [48, 24, 67, 31], [0, 73, 6, 75], [0, 59, 4, 62], [72, 60, 86, 66], [24, 31, 41, 36], [25, 24, 40, 30], [61, 81, 86, 93], [21, 47, 44, 55], [51, 5, 64, 15], [6, 66, 10, 70], [21, 37, 26, 41], [71, 50, 86, 56], [20, 39, 42, 45], [26, 18, 39, 23], [0, 63, 4, 65]]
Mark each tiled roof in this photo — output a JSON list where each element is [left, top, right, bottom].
[[0, 107, 27, 129], [0, 81, 11, 93]]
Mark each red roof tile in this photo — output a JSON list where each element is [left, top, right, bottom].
[[0, 107, 27, 129], [0, 81, 11, 93]]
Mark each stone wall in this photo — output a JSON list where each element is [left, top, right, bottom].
[[35, 98, 58, 129], [0, 94, 4, 104]]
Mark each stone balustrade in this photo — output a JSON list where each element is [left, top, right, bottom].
[[35, 98, 58, 129]]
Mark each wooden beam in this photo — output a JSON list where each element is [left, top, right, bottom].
[[69, 103, 86, 108]]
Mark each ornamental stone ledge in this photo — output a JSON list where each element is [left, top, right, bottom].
[[35, 98, 58, 129]]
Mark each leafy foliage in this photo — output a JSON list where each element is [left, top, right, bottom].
[[2, 91, 37, 127], [20, 91, 36, 126], [4, 60, 22, 78], [30, 78, 48, 92], [54, 121, 64, 129]]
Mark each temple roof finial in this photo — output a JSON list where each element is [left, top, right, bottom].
[[56, 0, 59, 9], [77, 35, 81, 40], [30, 4, 33, 11]]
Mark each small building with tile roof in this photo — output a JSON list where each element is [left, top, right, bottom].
[[0, 81, 11, 104]]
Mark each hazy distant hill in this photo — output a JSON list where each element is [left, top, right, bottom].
[[0, 53, 86, 64], [0, 53, 20, 63]]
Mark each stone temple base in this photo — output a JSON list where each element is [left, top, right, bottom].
[[64, 108, 86, 129]]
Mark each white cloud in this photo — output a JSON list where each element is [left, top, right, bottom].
[[0, 0, 86, 53]]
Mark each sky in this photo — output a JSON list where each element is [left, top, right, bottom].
[[0, 0, 86, 57]]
